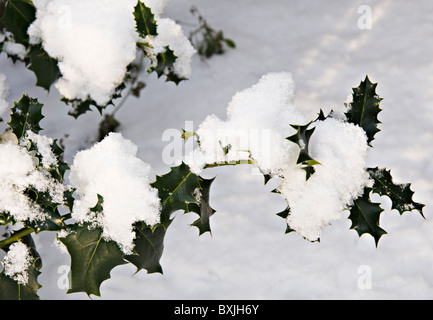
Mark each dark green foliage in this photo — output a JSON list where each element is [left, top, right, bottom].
[[345, 76, 383, 146], [188, 177, 216, 235], [188, 6, 236, 59], [134, 0, 157, 37], [7, 94, 44, 140], [367, 167, 425, 216], [0, 0, 60, 90], [98, 114, 120, 142], [149, 46, 184, 85], [0, 0, 35, 45], [348, 188, 387, 246], [124, 222, 168, 274], [0, 262, 42, 300], [60, 223, 127, 297], [27, 44, 61, 91], [151, 162, 201, 227], [286, 122, 321, 180]]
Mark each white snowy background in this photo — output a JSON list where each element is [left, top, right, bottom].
[[1, 0, 433, 299]]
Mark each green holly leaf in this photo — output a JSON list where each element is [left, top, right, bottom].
[[49, 139, 70, 182], [151, 162, 201, 227], [27, 44, 60, 91], [0, 263, 42, 300], [124, 222, 168, 274], [367, 167, 425, 217], [0, 0, 35, 45], [286, 122, 321, 180], [276, 207, 296, 235], [345, 76, 383, 146], [7, 94, 44, 140], [60, 223, 127, 297], [63, 81, 125, 118], [188, 177, 216, 235], [133, 0, 157, 37], [23, 133, 69, 182], [0, 233, 42, 300], [348, 187, 387, 246], [149, 46, 185, 85]]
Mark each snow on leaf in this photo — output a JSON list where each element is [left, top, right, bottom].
[[367, 167, 425, 217], [187, 176, 216, 236]]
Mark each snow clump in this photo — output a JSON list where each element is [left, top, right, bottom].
[[277, 117, 371, 241], [27, 0, 194, 105], [0, 142, 65, 223], [2, 242, 33, 285], [185, 72, 306, 175], [69, 132, 161, 254], [185, 72, 371, 241]]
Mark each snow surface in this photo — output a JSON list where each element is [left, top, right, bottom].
[[0, 73, 9, 117], [1, 0, 433, 300]]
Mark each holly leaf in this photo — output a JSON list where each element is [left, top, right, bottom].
[[287, 122, 321, 180], [151, 162, 201, 227], [133, 0, 157, 37], [27, 44, 60, 91], [0, 263, 42, 300], [24, 188, 64, 233], [276, 207, 296, 235], [149, 46, 185, 85], [345, 76, 383, 146], [124, 222, 168, 274], [60, 223, 127, 297], [63, 81, 126, 118], [7, 94, 44, 140], [49, 139, 70, 182], [188, 177, 216, 235], [348, 187, 387, 246], [0, 0, 35, 45], [367, 167, 425, 217]]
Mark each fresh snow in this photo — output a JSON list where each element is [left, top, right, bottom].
[[28, 0, 141, 106], [27, 0, 193, 106], [2, 242, 32, 285], [186, 72, 371, 241], [24, 131, 58, 168], [147, 18, 196, 80], [143, 0, 171, 16], [185, 72, 305, 175], [1, 0, 433, 300], [278, 117, 371, 241], [68, 132, 161, 254], [0, 142, 64, 223]]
